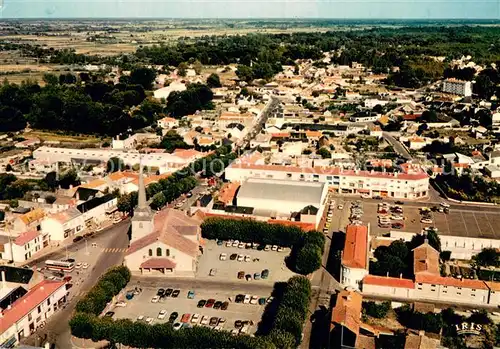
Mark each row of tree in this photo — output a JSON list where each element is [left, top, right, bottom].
[[435, 172, 500, 203], [201, 217, 325, 275], [74, 266, 131, 316]]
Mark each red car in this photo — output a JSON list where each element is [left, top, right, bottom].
[[205, 299, 215, 308], [180, 313, 191, 323]]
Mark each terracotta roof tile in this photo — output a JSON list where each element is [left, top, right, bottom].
[[415, 274, 488, 290], [331, 290, 363, 336], [342, 225, 368, 269], [0, 280, 65, 333], [140, 258, 176, 269], [14, 230, 40, 246], [18, 208, 46, 225], [363, 275, 415, 289], [413, 243, 440, 275]]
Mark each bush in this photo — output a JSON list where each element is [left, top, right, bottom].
[[362, 301, 391, 319]]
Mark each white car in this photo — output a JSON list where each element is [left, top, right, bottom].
[[326, 217, 332, 223], [219, 253, 227, 261], [272, 245, 278, 251], [391, 216, 404, 221], [232, 240, 239, 247], [137, 315, 145, 321], [244, 255, 251, 262], [238, 242, 245, 249], [218, 318, 226, 327], [82, 263, 89, 269], [327, 212, 333, 217], [146, 317, 154, 324], [277, 246, 284, 252], [440, 202, 450, 208], [201, 316, 209, 325], [226, 241, 233, 247], [214, 325, 223, 331], [191, 314, 200, 324], [173, 323, 182, 331], [231, 329, 239, 336], [421, 218, 433, 224], [338, 204, 344, 210], [237, 254, 244, 262], [151, 296, 160, 303], [158, 310, 167, 319], [250, 295, 259, 305], [243, 294, 251, 304], [115, 301, 127, 307], [264, 245, 271, 251], [75, 263, 82, 269]]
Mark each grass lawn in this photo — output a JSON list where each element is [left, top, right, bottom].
[[25, 130, 108, 144]]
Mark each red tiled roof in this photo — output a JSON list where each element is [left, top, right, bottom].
[[363, 275, 415, 289], [331, 290, 363, 336], [14, 230, 40, 246], [267, 219, 316, 232], [415, 274, 489, 290], [342, 225, 368, 269], [218, 182, 240, 205], [0, 280, 65, 333], [140, 258, 176, 269], [413, 243, 440, 275]]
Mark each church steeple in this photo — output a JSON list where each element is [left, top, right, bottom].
[[137, 161, 147, 209]]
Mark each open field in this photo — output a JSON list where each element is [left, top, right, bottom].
[[23, 130, 106, 144]]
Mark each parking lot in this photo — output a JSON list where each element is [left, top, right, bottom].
[[111, 283, 269, 334], [351, 200, 500, 238], [196, 240, 296, 283]]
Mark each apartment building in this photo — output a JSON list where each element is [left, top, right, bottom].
[[340, 225, 369, 290], [226, 155, 429, 200], [492, 112, 500, 134], [0, 231, 48, 263], [442, 79, 472, 97]]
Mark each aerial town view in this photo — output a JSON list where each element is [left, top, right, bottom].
[[0, 2, 499, 349]]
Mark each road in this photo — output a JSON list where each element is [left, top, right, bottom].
[[22, 220, 131, 349], [382, 131, 412, 160]]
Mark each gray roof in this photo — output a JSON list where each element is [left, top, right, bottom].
[[237, 178, 326, 204]]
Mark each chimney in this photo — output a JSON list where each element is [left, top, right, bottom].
[[1, 270, 6, 289], [400, 273, 402, 279]]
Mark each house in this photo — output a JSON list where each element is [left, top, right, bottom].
[[124, 169, 203, 276], [404, 332, 439, 349], [12, 208, 46, 233], [340, 225, 369, 290], [157, 117, 179, 129], [40, 208, 84, 241], [0, 280, 67, 348], [0, 231, 48, 263], [412, 241, 440, 275]]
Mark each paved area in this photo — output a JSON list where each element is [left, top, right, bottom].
[[112, 283, 268, 334], [197, 240, 296, 283], [22, 220, 131, 349]]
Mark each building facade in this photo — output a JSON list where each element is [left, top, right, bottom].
[[442, 79, 472, 97], [340, 225, 369, 290]]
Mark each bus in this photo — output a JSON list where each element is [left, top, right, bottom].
[[45, 260, 74, 272]]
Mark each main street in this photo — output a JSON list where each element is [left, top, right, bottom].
[[382, 131, 412, 160], [22, 220, 130, 349]]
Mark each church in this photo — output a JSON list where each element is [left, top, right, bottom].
[[124, 167, 204, 276]]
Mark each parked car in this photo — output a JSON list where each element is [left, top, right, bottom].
[[104, 311, 115, 318], [261, 269, 269, 279], [258, 297, 266, 305], [243, 295, 251, 304], [235, 320, 243, 329], [205, 299, 216, 308], [421, 218, 433, 224], [158, 310, 167, 319], [82, 263, 89, 269], [232, 240, 239, 247], [146, 317, 154, 324], [165, 288, 173, 297], [181, 313, 191, 323], [73, 236, 83, 243], [137, 315, 145, 321], [214, 301, 222, 309], [237, 271, 245, 279], [210, 317, 219, 326], [238, 242, 245, 249], [191, 314, 200, 324], [187, 290, 195, 299], [244, 255, 251, 262], [209, 268, 217, 276], [250, 295, 259, 305], [237, 254, 244, 262], [245, 274, 252, 281], [151, 296, 160, 303], [197, 300, 206, 308], [169, 312, 179, 323], [115, 301, 127, 307], [219, 253, 227, 261], [173, 323, 182, 331], [218, 318, 227, 326], [216, 239, 223, 246], [172, 289, 180, 298], [264, 245, 271, 251], [254, 272, 261, 280], [221, 301, 229, 310], [157, 288, 165, 297], [338, 204, 344, 210], [230, 253, 238, 260], [201, 316, 209, 325], [235, 294, 245, 303]]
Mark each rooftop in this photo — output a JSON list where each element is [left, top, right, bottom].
[[342, 225, 368, 270], [415, 274, 488, 290], [331, 290, 363, 336], [412, 242, 440, 275], [14, 231, 40, 246], [362, 275, 415, 289]]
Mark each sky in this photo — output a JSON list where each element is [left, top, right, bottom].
[[0, 0, 498, 19]]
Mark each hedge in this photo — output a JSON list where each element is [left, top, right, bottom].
[[70, 273, 313, 349], [75, 266, 131, 316], [201, 217, 325, 275]]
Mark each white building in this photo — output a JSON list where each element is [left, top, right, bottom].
[[153, 82, 187, 99], [236, 178, 328, 226], [225, 154, 429, 200], [33, 146, 206, 174], [492, 112, 500, 134], [111, 133, 161, 150], [157, 117, 179, 129], [442, 79, 472, 97], [364, 99, 390, 108], [0, 280, 67, 348], [41, 207, 84, 241], [0, 231, 47, 263], [340, 225, 369, 290]]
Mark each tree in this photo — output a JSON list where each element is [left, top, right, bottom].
[[107, 157, 125, 173], [316, 147, 331, 159], [150, 192, 167, 210], [363, 301, 391, 319], [117, 193, 133, 213], [129, 67, 157, 90], [440, 250, 451, 262], [236, 65, 254, 82], [44, 171, 58, 190], [42, 73, 59, 86], [206, 73, 222, 88], [158, 130, 191, 152], [474, 74, 494, 99], [167, 83, 214, 118], [58, 169, 80, 189], [311, 90, 320, 98], [45, 195, 56, 204], [474, 248, 499, 267], [421, 110, 438, 123], [193, 60, 203, 75], [177, 62, 188, 77], [295, 245, 322, 275]]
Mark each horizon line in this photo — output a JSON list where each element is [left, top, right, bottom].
[[1, 17, 500, 21]]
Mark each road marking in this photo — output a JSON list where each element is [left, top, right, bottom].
[[471, 212, 481, 236], [442, 212, 451, 235], [460, 211, 470, 237], [102, 248, 128, 253]]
